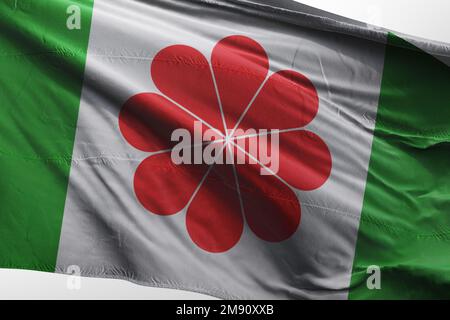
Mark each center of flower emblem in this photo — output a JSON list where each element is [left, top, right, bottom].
[[169, 120, 281, 175], [119, 35, 332, 253]]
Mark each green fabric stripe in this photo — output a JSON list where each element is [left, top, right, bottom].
[[350, 33, 450, 299], [0, 0, 93, 271]]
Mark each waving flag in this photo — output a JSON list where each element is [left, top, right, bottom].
[[1, 0, 449, 299]]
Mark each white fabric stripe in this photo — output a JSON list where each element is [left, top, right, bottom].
[[56, 0, 385, 299]]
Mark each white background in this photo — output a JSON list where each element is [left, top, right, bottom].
[[1, 0, 449, 300]]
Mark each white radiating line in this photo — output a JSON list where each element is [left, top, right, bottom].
[[209, 63, 229, 135], [228, 143, 246, 223], [184, 164, 215, 210], [162, 94, 225, 139], [230, 141, 293, 190], [184, 142, 228, 209], [168, 138, 226, 153], [228, 72, 271, 138], [124, 138, 226, 158], [231, 126, 305, 141]]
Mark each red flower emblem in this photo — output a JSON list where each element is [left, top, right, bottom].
[[119, 36, 332, 253]]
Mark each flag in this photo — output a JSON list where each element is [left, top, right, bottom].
[[0, 0, 449, 299]]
